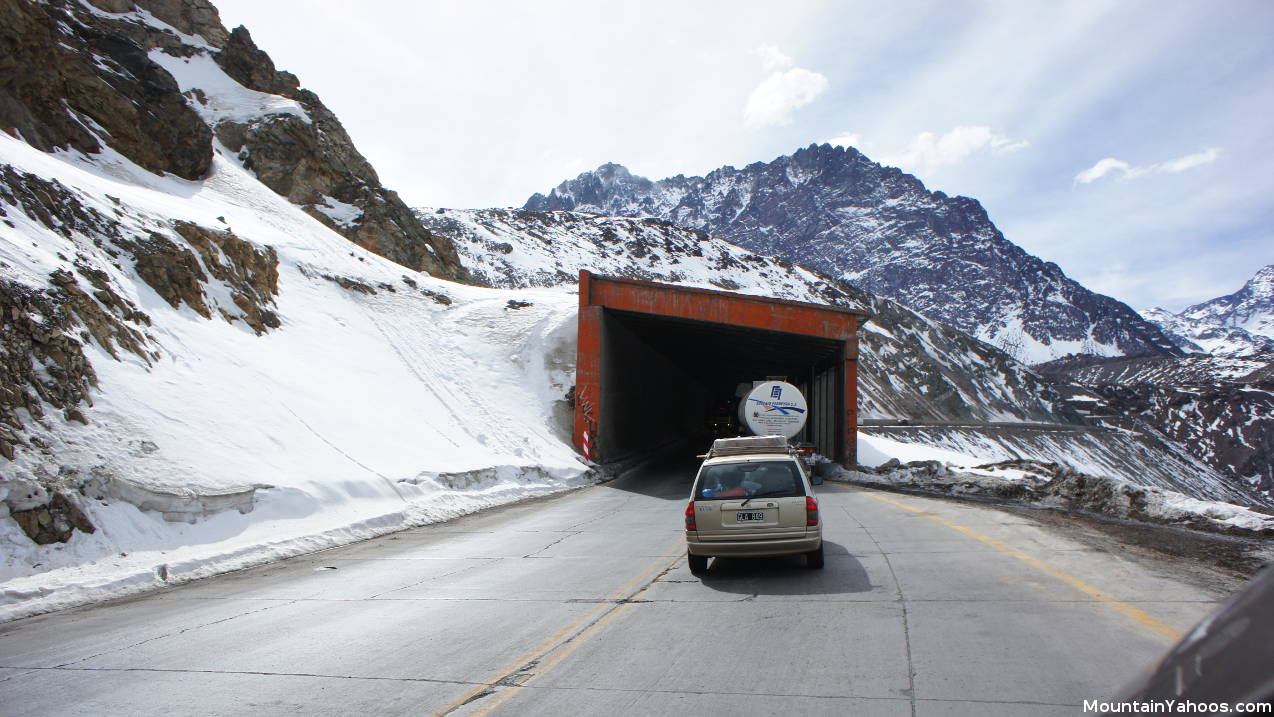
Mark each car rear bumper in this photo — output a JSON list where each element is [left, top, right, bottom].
[[686, 532, 821, 558]]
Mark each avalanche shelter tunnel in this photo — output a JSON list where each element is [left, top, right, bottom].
[[573, 271, 868, 466]]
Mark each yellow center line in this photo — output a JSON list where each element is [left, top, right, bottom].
[[854, 488, 1181, 642], [465, 544, 682, 717], [431, 536, 685, 717]]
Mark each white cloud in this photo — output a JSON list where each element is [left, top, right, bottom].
[[744, 45, 828, 128], [753, 43, 793, 72], [1158, 147, 1221, 173], [879, 126, 1028, 175], [1074, 157, 1132, 184], [1074, 148, 1221, 184], [825, 132, 862, 149]]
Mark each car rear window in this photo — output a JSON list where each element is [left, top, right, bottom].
[[694, 461, 804, 500]]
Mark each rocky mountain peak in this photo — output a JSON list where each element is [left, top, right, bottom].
[[525, 145, 1180, 363], [214, 25, 301, 97], [1143, 264, 1274, 357], [87, 0, 230, 47], [1181, 263, 1274, 328]]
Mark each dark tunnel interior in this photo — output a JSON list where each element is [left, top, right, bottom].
[[596, 309, 847, 463]]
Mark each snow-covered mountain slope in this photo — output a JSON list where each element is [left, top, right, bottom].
[[417, 207, 1267, 507], [0, 0, 590, 619], [1142, 266, 1274, 357], [855, 424, 1262, 508], [524, 147, 1181, 363], [1, 0, 463, 279], [417, 207, 1079, 424], [1037, 354, 1274, 497], [0, 131, 588, 619]]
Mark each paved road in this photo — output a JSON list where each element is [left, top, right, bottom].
[[0, 459, 1234, 716]]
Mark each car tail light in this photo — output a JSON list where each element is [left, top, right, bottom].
[[685, 500, 697, 531], [806, 496, 819, 526]]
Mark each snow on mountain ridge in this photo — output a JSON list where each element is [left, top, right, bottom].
[[526, 145, 1182, 364], [416, 206, 1081, 425], [1141, 265, 1274, 357], [1180, 264, 1274, 339], [419, 206, 1262, 507]]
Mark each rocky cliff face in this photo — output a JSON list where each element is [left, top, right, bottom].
[[0, 0, 463, 279], [1037, 354, 1274, 498], [525, 146, 1181, 363], [1142, 265, 1274, 357], [0, 0, 471, 541]]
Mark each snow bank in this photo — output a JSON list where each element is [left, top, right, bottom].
[[834, 450, 1274, 537], [856, 426, 1255, 507], [0, 127, 591, 621]]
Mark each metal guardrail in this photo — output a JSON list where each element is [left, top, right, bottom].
[[859, 420, 1107, 433]]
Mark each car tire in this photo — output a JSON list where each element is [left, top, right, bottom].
[[806, 543, 824, 569], [688, 552, 709, 575]]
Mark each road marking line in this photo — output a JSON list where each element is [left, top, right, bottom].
[[465, 551, 680, 717], [856, 489, 1182, 641], [431, 536, 684, 717]]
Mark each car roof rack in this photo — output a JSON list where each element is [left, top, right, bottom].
[[701, 435, 794, 459]]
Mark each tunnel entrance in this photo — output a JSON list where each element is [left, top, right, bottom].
[[573, 271, 867, 466]]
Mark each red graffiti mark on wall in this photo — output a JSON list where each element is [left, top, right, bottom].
[[576, 384, 598, 461]]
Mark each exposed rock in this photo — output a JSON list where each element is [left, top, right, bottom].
[[9, 491, 95, 544], [1142, 265, 1274, 357], [422, 289, 452, 305], [116, 222, 281, 334], [172, 221, 280, 333], [0, 0, 212, 179], [210, 27, 465, 280], [124, 232, 214, 317], [1, 279, 94, 460], [525, 147, 1182, 362], [324, 275, 375, 294], [1, 263, 157, 462], [1038, 354, 1274, 499], [5, 0, 465, 283], [0, 164, 122, 240], [131, 0, 230, 48], [50, 267, 153, 360], [213, 25, 298, 96]]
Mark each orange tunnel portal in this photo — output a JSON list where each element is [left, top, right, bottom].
[[573, 271, 866, 466]]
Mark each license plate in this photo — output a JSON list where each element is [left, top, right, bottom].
[[736, 511, 766, 522]]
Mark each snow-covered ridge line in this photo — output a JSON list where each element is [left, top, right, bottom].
[[523, 149, 1182, 363], [1142, 265, 1274, 358], [416, 206, 1084, 426]]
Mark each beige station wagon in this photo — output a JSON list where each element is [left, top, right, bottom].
[[684, 436, 823, 574]]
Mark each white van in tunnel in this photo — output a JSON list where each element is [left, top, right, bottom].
[[684, 436, 823, 574]]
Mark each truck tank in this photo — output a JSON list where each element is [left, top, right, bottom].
[[735, 380, 808, 439]]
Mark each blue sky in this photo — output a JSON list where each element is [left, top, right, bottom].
[[212, 0, 1273, 312]]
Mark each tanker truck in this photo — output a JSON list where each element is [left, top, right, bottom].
[[734, 380, 808, 439], [702, 379, 817, 466]]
